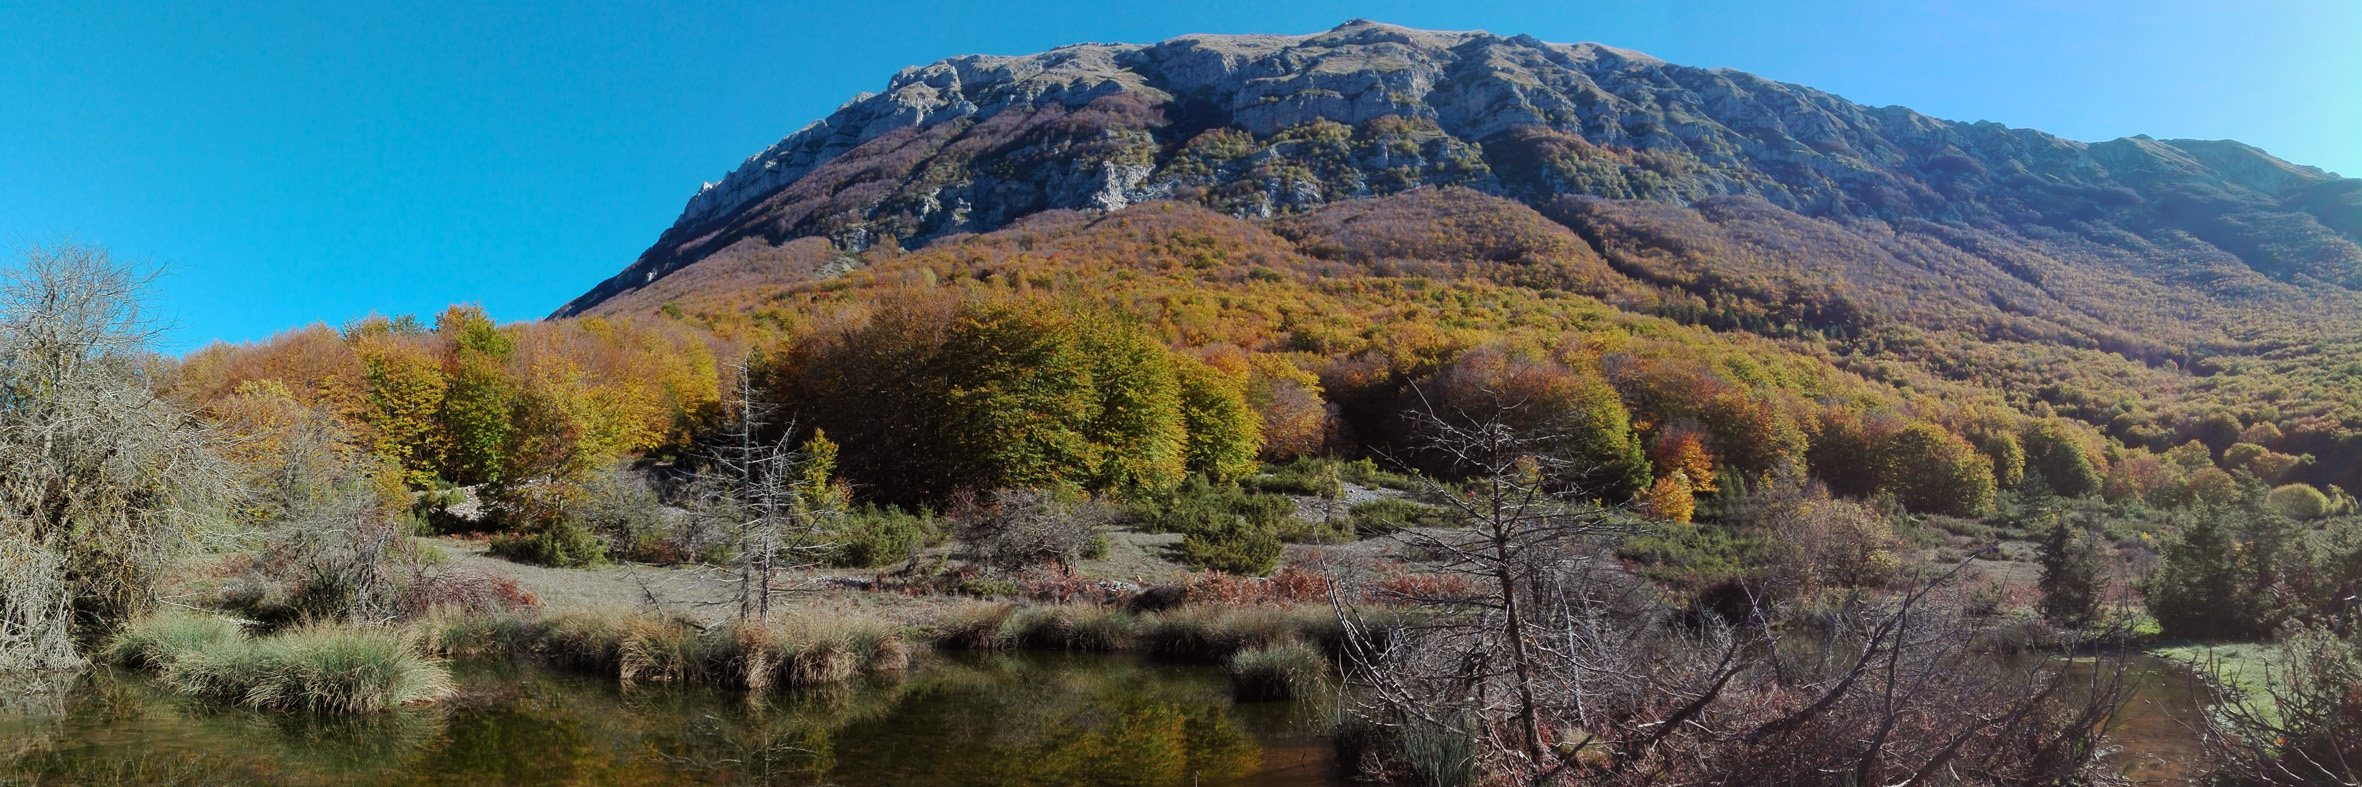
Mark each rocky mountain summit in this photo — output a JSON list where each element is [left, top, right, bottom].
[[558, 19, 2359, 317]]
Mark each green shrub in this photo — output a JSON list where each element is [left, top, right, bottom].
[[487, 518, 607, 567], [830, 504, 943, 568], [1345, 497, 1457, 534], [1616, 525, 1759, 589], [1131, 476, 1299, 567], [1245, 456, 1414, 497], [1178, 516, 1283, 576], [1246, 458, 1344, 498], [412, 485, 487, 535], [1336, 458, 1416, 490], [1274, 514, 1355, 545], [2268, 483, 2332, 520], [1131, 476, 1304, 550]]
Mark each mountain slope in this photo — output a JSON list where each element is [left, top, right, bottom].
[[556, 20, 2362, 492]]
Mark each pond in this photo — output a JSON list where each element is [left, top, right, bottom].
[[0, 650, 2215, 785], [2101, 655, 2211, 786], [0, 653, 1343, 786]]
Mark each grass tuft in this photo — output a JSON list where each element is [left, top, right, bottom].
[[104, 611, 244, 670], [1227, 639, 1328, 701], [156, 623, 453, 714]]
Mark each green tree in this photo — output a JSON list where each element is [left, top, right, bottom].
[[2021, 418, 2102, 498], [1807, 406, 1892, 498], [357, 338, 448, 487], [783, 295, 1199, 504], [2145, 512, 2244, 640], [439, 353, 515, 484], [1174, 359, 1262, 482], [1073, 311, 1187, 491], [2146, 508, 2309, 640], [1969, 428, 2028, 491], [2267, 483, 2332, 520], [2037, 518, 2107, 628], [435, 305, 517, 485], [1874, 422, 1997, 516], [938, 302, 1103, 491]]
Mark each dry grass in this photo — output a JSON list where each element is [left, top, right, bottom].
[[406, 605, 910, 691]]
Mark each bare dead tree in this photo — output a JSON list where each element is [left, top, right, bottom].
[[1347, 386, 1642, 778], [0, 243, 227, 670], [682, 354, 842, 622]]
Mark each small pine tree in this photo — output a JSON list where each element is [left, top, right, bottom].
[[2037, 519, 2107, 628]]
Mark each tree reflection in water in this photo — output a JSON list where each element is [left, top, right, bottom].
[[1, 651, 1336, 786]]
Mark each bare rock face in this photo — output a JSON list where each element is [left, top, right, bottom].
[[557, 19, 2359, 317]]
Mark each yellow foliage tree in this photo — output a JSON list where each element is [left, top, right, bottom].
[[1643, 471, 1697, 524]]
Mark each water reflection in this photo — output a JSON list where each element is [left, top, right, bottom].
[[0, 651, 2211, 785], [2097, 656, 2209, 786], [0, 653, 1340, 786]]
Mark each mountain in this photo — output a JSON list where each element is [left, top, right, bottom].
[[554, 20, 2362, 491]]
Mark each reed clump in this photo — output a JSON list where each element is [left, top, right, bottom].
[[406, 606, 909, 691]]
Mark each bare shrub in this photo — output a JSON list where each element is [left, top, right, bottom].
[[1334, 397, 2130, 785], [1737, 474, 1906, 594], [2205, 623, 2362, 785], [0, 243, 228, 669], [212, 379, 437, 625], [568, 465, 710, 563], [956, 487, 1112, 571]]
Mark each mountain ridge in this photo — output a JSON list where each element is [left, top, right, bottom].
[[557, 19, 2356, 318]]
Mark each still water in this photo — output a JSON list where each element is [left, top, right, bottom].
[[0, 651, 2214, 786], [0, 653, 1343, 786]]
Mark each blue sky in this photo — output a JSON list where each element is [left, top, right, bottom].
[[3, 1, 2355, 352]]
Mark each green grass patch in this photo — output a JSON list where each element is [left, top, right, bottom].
[[2147, 641, 2280, 697]]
